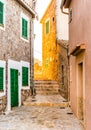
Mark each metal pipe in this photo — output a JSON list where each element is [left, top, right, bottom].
[[60, 0, 69, 15]]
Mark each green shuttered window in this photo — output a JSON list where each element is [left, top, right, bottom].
[[0, 1, 4, 25], [22, 67, 28, 86], [46, 20, 49, 34], [46, 59, 49, 67], [22, 18, 28, 39], [0, 67, 4, 91]]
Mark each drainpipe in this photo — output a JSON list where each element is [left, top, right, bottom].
[[60, 0, 69, 15], [30, 18, 36, 97]]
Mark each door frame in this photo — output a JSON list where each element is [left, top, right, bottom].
[[7, 59, 21, 111], [76, 52, 85, 122]]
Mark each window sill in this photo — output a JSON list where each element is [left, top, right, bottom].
[[0, 24, 5, 31], [0, 92, 5, 97], [0, 24, 4, 27], [21, 36, 29, 43], [21, 86, 30, 90]]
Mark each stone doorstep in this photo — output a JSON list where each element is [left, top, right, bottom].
[[23, 100, 69, 107]]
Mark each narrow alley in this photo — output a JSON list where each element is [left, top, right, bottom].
[[0, 0, 91, 129], [0, 95, 84, 130]]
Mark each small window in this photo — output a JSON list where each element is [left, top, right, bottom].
[[22, 18, 28, 39], [0, 67, 4, 91], [22, 67, 28, 86], [45, 59, 49, 67], [46, 20, 50, 34], [52, 17, 54, 22], [0, 1, 4, 25]]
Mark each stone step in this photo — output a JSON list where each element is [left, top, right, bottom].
[[34, 80, 57, 84], [34, 80, 59, 95], [23, 95, 69, 107]]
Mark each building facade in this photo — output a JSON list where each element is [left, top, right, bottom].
[[61, 0, 91, 129], [34, 58, 42, 80], [0, 0, 36, 112], [40, 0, 68, 99]]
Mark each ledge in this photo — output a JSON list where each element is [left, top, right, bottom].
[[17, 0, 37, 18], [70, 44, 86, 56]]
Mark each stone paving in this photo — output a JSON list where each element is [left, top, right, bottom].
[[0, 95, 84, 130]]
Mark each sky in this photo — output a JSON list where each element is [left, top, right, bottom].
[[34, 0, 51, 61]]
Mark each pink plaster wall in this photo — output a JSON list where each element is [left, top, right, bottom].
[[69, 0, 91, 129]]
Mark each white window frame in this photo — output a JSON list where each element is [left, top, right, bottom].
[[45, 18, 50, 35], [21, 61, 30, 90], [0, 0, 6, 31], [0, 60, 6, 97], [20, 13, 30, 42]]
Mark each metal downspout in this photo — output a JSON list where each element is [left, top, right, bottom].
[[60, 0, 69, 15]]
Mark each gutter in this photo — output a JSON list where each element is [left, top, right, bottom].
[[16, 0, 37, 18], [60, 0, 69, 15]]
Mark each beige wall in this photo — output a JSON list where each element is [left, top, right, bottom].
[[69, 0, 91, 129]]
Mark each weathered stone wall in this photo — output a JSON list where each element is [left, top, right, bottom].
[[41, 0, 68, 99], [21, 89, 30, 105], [56, 40, 68, 99], [0, 0, 32, 62], [0, 0, 34, 111], [34, 63, 42, 80], [0, 96, 7, 114], [41, 0, 57, 80]]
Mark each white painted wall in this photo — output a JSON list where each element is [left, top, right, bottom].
[[56, 0, 68, 40]]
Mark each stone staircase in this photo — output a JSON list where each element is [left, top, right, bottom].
[[23, 95, 69, 107], [23, 80, 69, 107], [35, 80, 59, 95]]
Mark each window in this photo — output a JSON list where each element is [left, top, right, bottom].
[[0, 67, 4, 91], [0, 1, 4, 25], [22, 18, 28, 39], [52, 17, 54, 22], [22, 67, 28, 86], [45, 59, 49, 67], [62, 65, 64, 85], [46, 20, 50, 34]]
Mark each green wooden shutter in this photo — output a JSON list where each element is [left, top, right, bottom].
[[0, 1, 4, 24], [0, 67, 4, 91], [22, 18, 25, 37], [22, 67, 28, 86], [46, 21, 49, 34], [10, 69, 18, 107], [22, 18, 28, 38]]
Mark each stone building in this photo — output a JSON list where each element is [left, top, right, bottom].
[[61, 0, 91, 129], [40, 0, 68, 99], [0, 0, 36, 112], [34, 58, 42, 80]]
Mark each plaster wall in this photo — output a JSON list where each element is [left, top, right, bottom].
[[69, 0, 91, 129]]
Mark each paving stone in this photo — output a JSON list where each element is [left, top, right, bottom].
[[0, 106, 84, 130]]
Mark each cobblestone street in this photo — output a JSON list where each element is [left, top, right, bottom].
[[0, 95, 84, 130]]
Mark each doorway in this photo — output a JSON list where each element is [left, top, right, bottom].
[[77, 62, 84, 121]]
